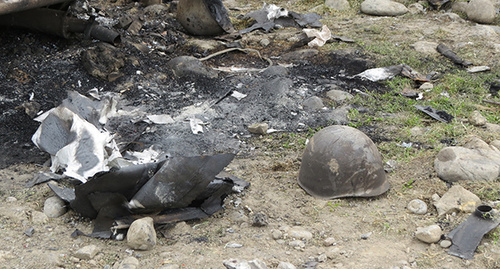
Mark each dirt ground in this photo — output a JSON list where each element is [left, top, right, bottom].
[[1, 0, 500, 268]]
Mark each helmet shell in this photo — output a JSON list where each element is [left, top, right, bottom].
[[298, 125, 389, 199]]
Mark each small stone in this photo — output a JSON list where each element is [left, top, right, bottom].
[[431, 193, 440, 202], [325, 0, 351, 10], [127, 217, 157, 250], [272, 229, 283, 240], [277, 262, 296, 269], [415, 225, 442, 243], [303, 96, 324, 111], [248, 123, 269, 135], [326, 89, 353, 102], [24, 227, 35, 237], [466, 0, 496, 24], [114, 257, 140, 269], [440, 239, 452, 248], [317, 254, 327, 262], [288, 226, 313, 240], [419, 82, 434, 91], [6, 197, 17, 202], [411, 41, 439, 55], [407, 199, 428, 214], [44, 196, 67, 218], [360, 0, 409, 16], [223, 258, 268, 269], [31, 210, 48, 224], [323, 237, 336, 246], [260, 38, 271, 47], [168, 56, 218, 79], [74, 245, 99, 260], [360, 232, 372, 240], [469, 111, 487, 126], [289, 240, 306, 248], [252, 212, 268, 227], [467, 66, 491, 73]]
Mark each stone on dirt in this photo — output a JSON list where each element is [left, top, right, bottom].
[[74, 245, 100, 260], [43, 196, 67, 218], [325, 0, 351, 11], [113, 256, 139, 269], [31, 210, 48, 224], [248, 123, 269, 135], [127, 217, 157, 250], [277, 261, 297, 269], [223, 258, 268, 269], [433, 185, 481, 216], [415, 224, 442, 243], [360, 0, 408, 16], [323, 237, 336, 246], [469, 110, 487, 126], [435, 137, 500, 182], [466, 0, 497, 24], [407, 199, 428, 215], [167, 56, 218, 78], [440, 239, 452, 248], [252, 212, 269, 227], [326, 89, 353, 102], [411, 41, 439, 55], [303, 96, 324, 111], [408, 3, 425, 14], [287, 226, 313, 240]]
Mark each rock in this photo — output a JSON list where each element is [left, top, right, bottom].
[[289, 240, 306, 248], [260, 38, 271, 47], [6, 197, 17, 202], [452, 1, 469, 14], [419, 82, 434, 91], [360, 0, 408, 16], [288, 226, 313, 240], [43, 196, 67, 218], [435, 137, 500, 182], [411, 41, 439, 55], [223, 258, 268, 269], [261, 65, 289, 77], [167, 56, 218, 78], [317, 254, 328, 262], [326, 89, 353, 102], [248, 123, 269, 135], [361, 232, 372, 240], [252, 212, 268, 227], [74, 245, 99, 260], [466, 0, 496, 24], [407, 199, 428, 214], [469, 110, 487, 126], [187, 39, 219, 52], [325, 0, 351, 11], [434, 185, 481, 216], [415, 225, 442, 243], [31, 210, 48, 224], [277, 262, 296, 269], [440, 239, 452, 248], [271, 229, 283, 240], [485, 123, 500, 133], [127, 217, 157, 250], [303, 96, 324, 111], [113, 256, 139, 269], [437, 12, 466, 23], [323, 237, 336, 246], [282, 49, 319, 62], [491, 140, 500, 150], [407, 3, 424, 14]]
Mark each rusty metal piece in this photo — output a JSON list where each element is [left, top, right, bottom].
[[0, 8, 120, 44], [0, 0, 70, 16]]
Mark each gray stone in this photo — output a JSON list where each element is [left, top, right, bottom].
[[361, 232, 372, 239], [452, 1, 469, 14], [252, 212, 268, 227], [407, 199, 428, 214], [127, 217, 157, 250], [223, 258, 268, 269], [469, 110, 487, 126], [248, 123, 269, 135], [466, 0, 496, 24], [360, 0, 408, 16], [325, 0, 351, 11], [419, 82, 434, 91], [187, 39, 220, 52], [113, 256, 139, 269], [437, 12, 466, 23], [303, 96, 324, 111], [440, 239, 452, 248], [415, 225, 442, 243], [326, 89, 353, 102], [435, 137, 500, 182], [271, 229, 283, 240], [74, 245, 99, 260], [288, 226, 313, 240], [282, 49, 319, 62], [261, 65, 289, 77], [260, 38, 271, 47], [408, 3, 424, 14], [277, 262, 296, 269], [43, 196, 67, 218], [323, 237, 336, 246], [317, 254, 328, 262], [491, 140, 500, 150], [31, 210, 48, 224], [289, 240, 306, 248], [485, 123, 500, 133], [411, 41, 439, 55], [168, 56, 218, 78], [433, 185, 481, 216]]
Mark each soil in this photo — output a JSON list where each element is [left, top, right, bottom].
[[0, 0, 500, 268]]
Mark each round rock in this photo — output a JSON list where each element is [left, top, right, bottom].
[[298, 125, 390, 199], [466, 0, 496, 24], [43, 196, 67, 218], [127, 217, 157, 250], [407, 199, 428, 214], [360, 0, 409, 16], [415, 225, 442, 243], [469, 110, 487, 126]]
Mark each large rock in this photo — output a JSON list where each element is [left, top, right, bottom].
[[415, 225, 442, 243], [466, 0, 497, 24], [127, 217, 157, 250], [433, 185, 481, 216], [360, 0, 408, 16], [43, 196, 67, 218], [435, 137, 500, 182]]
